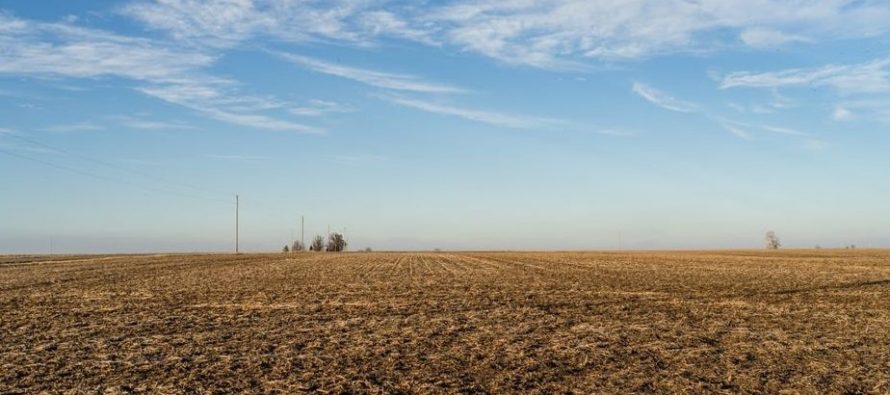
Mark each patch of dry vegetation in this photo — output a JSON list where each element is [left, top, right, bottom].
[[1, 250, 889, 393]]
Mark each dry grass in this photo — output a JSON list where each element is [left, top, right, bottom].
[[1, 250, 889, 394]]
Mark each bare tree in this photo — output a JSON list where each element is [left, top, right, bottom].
[[326, 232, 347, 252], [766, 231, 781, 250], [291, 240, 304, 252], [310, 235, 325, 252]]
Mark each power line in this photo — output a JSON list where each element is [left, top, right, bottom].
[[5, 133, 228, 199], [0, 147, 229, 204], [3, 135, 321, 251]]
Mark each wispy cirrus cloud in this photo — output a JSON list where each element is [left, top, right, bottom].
[[120, 0, 277, 47], [277, 53, 466, 94], [277, 53, 574, 130], [722, 124, 754, 141], [41, 121, 105, 133], [0, 13, 325, 133], [718, 119, 813, 140], [630, 80, 824, 144], [358, 11, 437, 45], [289, 100, 354, 117], [832, 106, 854, 121], [831, 99, 890, 123], [428, 0, 890, 67], [723, 58, 890, 126], [121, 0, 379, 48], [739, 27, 812, 49], [111, 115, 195, 130], [762, 125, 808, 136], [721, 59, 890, 123], [136, 79, 323, 134], [120, 1, 890, 69], [0, 14, 212, 80], [720, 58, 890, 94], [632, 82, 698, 113], [380, 95, 567, 129], [630, 83, 764, 141]]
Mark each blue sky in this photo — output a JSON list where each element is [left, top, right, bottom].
[[2, 0, 890, 252]]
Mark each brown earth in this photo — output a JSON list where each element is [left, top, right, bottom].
[[1, 250, 889, 394]]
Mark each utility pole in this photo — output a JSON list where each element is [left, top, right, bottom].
[[618, 230, 622, 251], [301, 216, 305, 251], [235, 194, 239, 254]]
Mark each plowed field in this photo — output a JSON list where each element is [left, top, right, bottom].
[[2, 251, 889, 394]]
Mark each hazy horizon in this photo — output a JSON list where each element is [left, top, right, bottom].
[[3, 1, 890, 253]]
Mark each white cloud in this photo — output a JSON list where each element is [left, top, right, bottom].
[[277, 53, 466, 94], [0, 15, 213, 81], [121, 0, 274, 47], [769, 89, 794, 109], [112, 115, 195, 130], [380, 95, 566, 129], [727, 89, 795, 114], [427, 0, 890, 67], [204, 108, 320, 133], [631, 82, 698, 113], [0, 14, 325, 133], [832, 106, 854, 121], [721, 60, 890, 124], [762, 125, 807, 136], [119, 1, 890, 68], [359, 11, 437, 45], [41, 122, 105, 133], [832, 99, 890, 123], [0, 14, 29, 34], [138, 81, 322, 133], [739, 27, 811, 48], [720, 58, 890, 94], [289, 100, 354, 117], [714, 118, 825, 145], [722, 124, 754, 140], [121, 0, 378, 47], [135, 77, 324, 133]]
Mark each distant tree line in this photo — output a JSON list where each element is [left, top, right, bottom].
[[766, 231, 781, 250], [283, 232, 348, 253]]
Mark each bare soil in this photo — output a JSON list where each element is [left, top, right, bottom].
[[1, 250, 889, 394]]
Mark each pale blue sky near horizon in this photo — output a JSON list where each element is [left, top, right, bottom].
[[2, 0, 890, 253]]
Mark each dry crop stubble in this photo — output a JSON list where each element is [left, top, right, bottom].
[[1, 250, 889, 393]]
